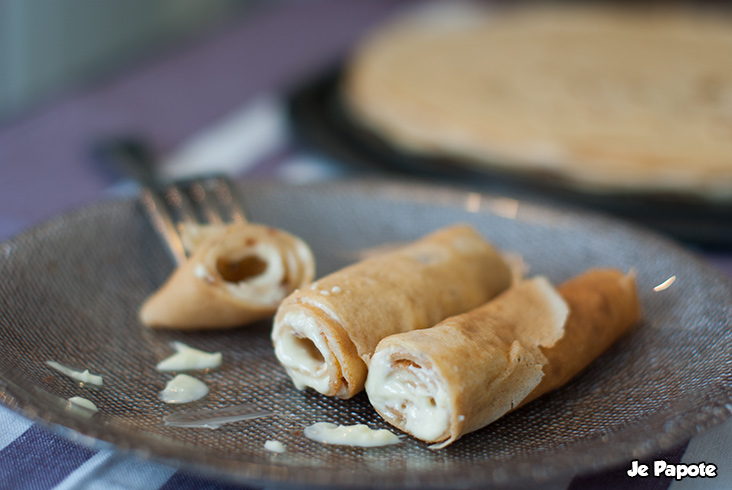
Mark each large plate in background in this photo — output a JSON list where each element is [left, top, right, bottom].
[[1, 180, 731, 489], [287, 69, 732, 248]]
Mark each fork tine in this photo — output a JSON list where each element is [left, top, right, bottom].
[[139, 188, 188, 265], [188, 179, 225, 225], [213, 177, 247, 224], [93, 138, 250, 265], [165, 183, 199, 226]]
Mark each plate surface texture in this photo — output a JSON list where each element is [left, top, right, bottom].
[[1, 180, 731, 489]]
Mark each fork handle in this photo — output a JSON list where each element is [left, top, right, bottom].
[[93, 137, 189, 265], [93, 138, 164, 189]]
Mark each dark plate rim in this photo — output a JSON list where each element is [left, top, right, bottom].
[[286, 66, 732, 248]]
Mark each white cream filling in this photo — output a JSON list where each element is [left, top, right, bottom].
[[226, 246, 286, 303], [303, 422, 401, 447], [273, 311, 333, 395], [208, 242, 288, 305], [193, 263, 216, 284], [238, 244, 285, 288], [366, 348, 450, 442]]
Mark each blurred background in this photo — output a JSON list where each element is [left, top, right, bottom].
[[0, 0, 265, 122], [1, 0, 730, 248]]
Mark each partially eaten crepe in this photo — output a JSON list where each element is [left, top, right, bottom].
[[140, 223, 315, 329], [365, 269, 640, 448], [271, 224, 513, 398]]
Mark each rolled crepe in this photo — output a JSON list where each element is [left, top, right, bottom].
[[140, 223, 315, 329], [271, 224, 513, 399], [365, 269, 640, 448]]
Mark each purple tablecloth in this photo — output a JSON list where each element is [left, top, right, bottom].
[[1, 1, 731, 489]]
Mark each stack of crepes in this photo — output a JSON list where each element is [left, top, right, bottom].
[[272, 224, 641, 447], [344, 3, 732, 198], [141, 223, 315, 329]]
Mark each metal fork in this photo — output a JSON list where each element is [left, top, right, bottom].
[[94, 138, 247, 265]]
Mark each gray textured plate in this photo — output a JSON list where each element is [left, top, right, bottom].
[[1, 179, 731, 489]]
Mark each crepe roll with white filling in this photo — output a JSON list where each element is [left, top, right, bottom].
[[140, 223, 315, 329], [272, 224, 513, 399], [366, 269, 640, 448]]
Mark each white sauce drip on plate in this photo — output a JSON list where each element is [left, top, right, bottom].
[[264, 440, 286, 453], [46, 361, 103, 386], [159, 374, 208, 404], [303, 422, 401, 447], [156, 341, 222, 372], [68, 396, 98, 412]]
